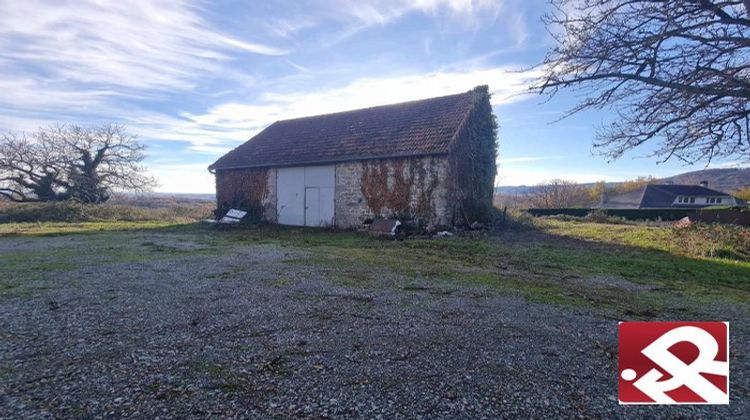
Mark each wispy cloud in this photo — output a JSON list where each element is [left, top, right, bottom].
[[338, 0, 506, 26], [0, 0, 557, 193], [130, 66, 542, 154], [709, 160, 750, 169], [265, 0, 515, 48], [0, 0, 286, 111]]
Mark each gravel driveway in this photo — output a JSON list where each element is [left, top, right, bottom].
[[0, 232, 746, 419]]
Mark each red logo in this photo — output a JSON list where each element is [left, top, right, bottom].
[[618, 321, 729, 404]]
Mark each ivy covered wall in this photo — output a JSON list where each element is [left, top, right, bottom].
[[448, 85, 499, 223], [335, 156, 451, 229], [215, 168, 276, 222]]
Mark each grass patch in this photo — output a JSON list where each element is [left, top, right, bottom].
[[536, 218, 676, 252]]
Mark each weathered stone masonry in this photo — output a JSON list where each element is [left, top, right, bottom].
[[215, 167, 277, 222], [335, 156, 450, 229]]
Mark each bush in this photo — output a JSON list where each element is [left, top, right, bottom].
[[492, 207, 536, 230], [542, 214, 582, 222], [672, 223, 750, 261], [0, 201, 214, 223], [583, 210, 627, 224]]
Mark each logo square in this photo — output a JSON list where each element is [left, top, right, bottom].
[[618, 321, 729, 404]]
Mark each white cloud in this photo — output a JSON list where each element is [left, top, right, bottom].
[[709, 161, 750, 169], [0, 0, 541, 194], [148, 163, 215, 193], [0, 0, 286, 111], [131, 66, 541, 154], [266, 0, 515, 47], [336, 0, 505, 26]]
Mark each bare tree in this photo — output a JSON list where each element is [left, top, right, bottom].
[[612, 175, 658, 194], [535, 0, 750, 164], [529, 179, 591, 208], [0, 124, 156, 203], [0, 132, 70, 202]]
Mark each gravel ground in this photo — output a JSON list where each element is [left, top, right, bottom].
[[0, 233, 747, 419]]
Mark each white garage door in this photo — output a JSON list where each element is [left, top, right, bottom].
[[277, 165, 334, 227]]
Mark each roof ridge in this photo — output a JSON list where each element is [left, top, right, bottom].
[[653, 183, 732, 195], [272, 90, 472, 124]]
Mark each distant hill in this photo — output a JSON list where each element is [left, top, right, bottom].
[[659, 168, 750, 193], [114, 192, 214, 201], [496, 167, 750, 195], [495, 182, 621, 196], [110, 192, 214, 208]]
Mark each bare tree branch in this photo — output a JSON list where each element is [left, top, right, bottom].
[[534, 0, 750, 164], [529, 179, 592, 208]]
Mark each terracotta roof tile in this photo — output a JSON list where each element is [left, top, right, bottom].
[[209, 89, 477, 170]]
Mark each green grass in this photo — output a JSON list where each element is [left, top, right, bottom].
[[536, 218, 677, 252], [1, 219, 748, 319]]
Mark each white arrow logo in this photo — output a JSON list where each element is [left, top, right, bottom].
[[621, 325, 728, 404]]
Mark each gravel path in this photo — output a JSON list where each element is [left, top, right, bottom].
[[0, 234, 746, 419]]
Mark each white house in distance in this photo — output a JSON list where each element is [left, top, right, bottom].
[[600, 182, 745, 209]]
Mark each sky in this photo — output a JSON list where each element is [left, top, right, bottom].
[[0, 0, 746, 193]]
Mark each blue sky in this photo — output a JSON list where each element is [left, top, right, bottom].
[[0, 0, 744, 193]]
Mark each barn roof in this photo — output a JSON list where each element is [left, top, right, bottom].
[[209, 88, 482, 171]]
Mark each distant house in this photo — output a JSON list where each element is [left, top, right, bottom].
[[209, 86, 497, 228], [599, 182, 745, 209]]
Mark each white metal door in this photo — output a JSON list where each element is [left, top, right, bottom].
[[277, 167, 305, 226], [277, 165, 334, 227], [304, 187, 320, 227]]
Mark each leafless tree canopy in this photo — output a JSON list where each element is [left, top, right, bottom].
[[528, 179, 592, 208], [536, 0, 750, 164], [0, 124, 156, 203]]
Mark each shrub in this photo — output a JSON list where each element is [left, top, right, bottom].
[[543, 214, 582, 222], [493, 208, 536, 230], [672, 223, 750, 261], [584, 210, 627, 224]]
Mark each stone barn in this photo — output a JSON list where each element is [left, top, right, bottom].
[[209, 85, 498, 229]]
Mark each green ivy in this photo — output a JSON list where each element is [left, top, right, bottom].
[[450, 85, 498, 223]]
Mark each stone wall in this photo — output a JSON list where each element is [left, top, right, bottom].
[[334, 156, 451, 229], [265, 168, 278, 223], [215, 156, 451, 228], [215, 167, 276, 222]]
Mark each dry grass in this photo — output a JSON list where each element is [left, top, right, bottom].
[[0, 200, 214, 224]]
